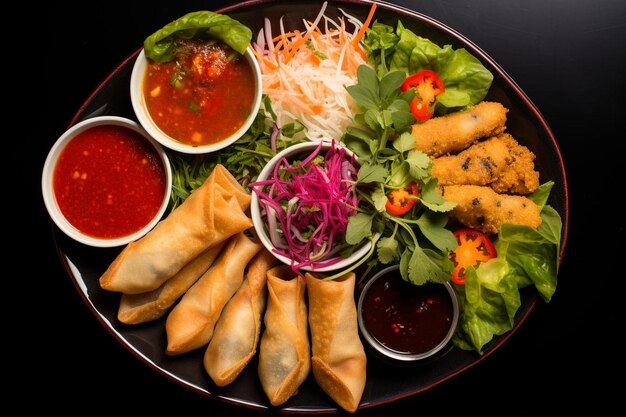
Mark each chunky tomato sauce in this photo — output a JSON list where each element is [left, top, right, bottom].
[[143, 40, 256, 146], [53, 125, 166, 239]]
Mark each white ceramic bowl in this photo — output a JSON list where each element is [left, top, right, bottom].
[[130, 46, 262, 154], [42, 116, 172, 247], [251, 141, 375, 272], [357, 265, 459, 363]]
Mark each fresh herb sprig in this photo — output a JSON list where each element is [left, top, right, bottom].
[[169, 95, 307, 210], [343, 65, 457, 285]]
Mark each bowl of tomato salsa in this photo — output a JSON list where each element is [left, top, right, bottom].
[[130, 40, 262, 154], [42, 116, 172, 247]]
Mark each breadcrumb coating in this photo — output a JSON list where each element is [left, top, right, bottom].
[[411, 101, 508, 157], [443, 185, 541, 234]]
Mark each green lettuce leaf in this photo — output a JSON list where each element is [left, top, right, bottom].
[[453, 193, 562, 353], [144, 11, 252, 62], [365, 21, 493, 114]]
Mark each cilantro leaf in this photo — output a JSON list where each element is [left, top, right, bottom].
[[377, 236, 400, 263], [415, 211, 457, 251], [406, 150, 432, 179], [407, 245, 451, 284], [357, 162, 388, 184], [371, 187, 388, 212], [392, 133, 416, 153], [346, 212, 374, 245], [420, 179, 457, 212]]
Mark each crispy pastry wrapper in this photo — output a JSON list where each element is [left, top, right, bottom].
[[203, 249, 277, 386], [100, 164, 252, 294], [165, 232, 262, 355], [258, 266, 310, 406], [117, 242, 226, 324], [306, 272, 367, 413]]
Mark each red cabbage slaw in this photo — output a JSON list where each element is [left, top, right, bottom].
[[250, 141, 359, 273]]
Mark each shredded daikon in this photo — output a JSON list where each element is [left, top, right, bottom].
[[253, 1, 377, 141]]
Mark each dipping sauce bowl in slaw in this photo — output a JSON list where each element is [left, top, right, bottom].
[[250, 141, 374, 273]]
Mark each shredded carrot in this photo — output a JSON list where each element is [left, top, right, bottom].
[[253, 1, 378, 140], [351, 2, 377, 48]]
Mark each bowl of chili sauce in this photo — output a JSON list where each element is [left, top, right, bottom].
[[357, 265, 459, 363], [42, 116, 171, 247], [130, 40, 262, 154]]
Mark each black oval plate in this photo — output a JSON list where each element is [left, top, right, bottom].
[[52, 0, 569, 413]]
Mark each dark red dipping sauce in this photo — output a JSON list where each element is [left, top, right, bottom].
[[361, 271, 454, 355], [53, 125, 166, 239]]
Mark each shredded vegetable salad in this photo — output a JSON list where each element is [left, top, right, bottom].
[[252, 1, 376, 141], [250, 141, 359, 273]]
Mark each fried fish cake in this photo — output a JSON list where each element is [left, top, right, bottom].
[[490, 134, 540, 194], [411, 101, 508, 157], [443, 185, 541, 234], [432, 136, 511, 186], [432, 133, 540, 195]]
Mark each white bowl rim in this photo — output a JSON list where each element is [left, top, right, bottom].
[[357, 264, 460, 362], [130, 46, 262, 154], [42, 116, 172, 248], [250, 141, 375, 272]]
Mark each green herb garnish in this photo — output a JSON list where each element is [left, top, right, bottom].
[[343, 65, 457, 285]]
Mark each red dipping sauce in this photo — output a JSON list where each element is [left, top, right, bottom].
[[361, 270, 454, 356], [53, 125, 166, 239]]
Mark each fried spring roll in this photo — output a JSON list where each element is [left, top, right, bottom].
[[411, 101, 508, 157], [443, 185, 541, 234], [258, 266, 310, 406], [165, 233, 263, 355], [117, 242, 226, 324], [100, 165, 252, 294], [306, 272, 366, 413], [203, 249, 277, 386]]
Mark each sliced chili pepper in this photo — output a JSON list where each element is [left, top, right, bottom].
[[401, 69, 445, 121], [385, 182, 419, 216], [449, 228, 497, 285]]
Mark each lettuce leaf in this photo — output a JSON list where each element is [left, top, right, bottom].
[[453, 185, 562, 353], [364, 21, 493, 114], [144, 11, 252, 62]]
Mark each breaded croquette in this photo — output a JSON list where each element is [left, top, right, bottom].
[[443, 185, 541, 234], [411, 101, 508, 157], [432, 136, 511, 186], [490, 134, 540, 194], [432, 133, 540, 194]]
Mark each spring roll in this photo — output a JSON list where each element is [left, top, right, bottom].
[[100, 164, 252, 294], [411, 101, 508, 157], [306, 272, 366, 413], [165, 232, 263, 355], [258, 266, 310, 406], [117, 242, 226, 324], [204, 249, 277, 386]]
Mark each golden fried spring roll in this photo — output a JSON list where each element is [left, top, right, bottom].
[[258, 266, 310, 406], [443, 184, 541, 234], [203, 249, 277, 386], [411, 101, 508, 157], [117, 242, 226, 324], [165, 233, 263, 355], [306, 272, 366, 413], [100, 164, 252, 294]]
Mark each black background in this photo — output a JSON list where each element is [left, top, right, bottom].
[[36, 0, 624, 414]]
